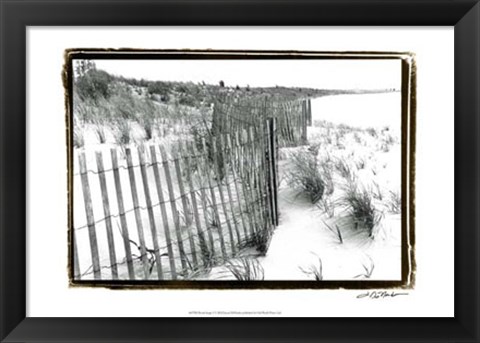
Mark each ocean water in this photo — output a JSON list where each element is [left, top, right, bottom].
[[311, 92, 402, 131]]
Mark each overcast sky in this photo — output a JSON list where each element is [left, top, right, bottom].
[[93, 59, 401, 91]]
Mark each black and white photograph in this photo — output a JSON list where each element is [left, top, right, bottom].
[[68, 51, 414, 285]]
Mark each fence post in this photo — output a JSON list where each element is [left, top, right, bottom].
[[95, 151, 118, 279], [78, 151, 101, 280], [263, 120, 273, 229], [110, 149, 135, 280], [267, 118, 279, 226], [301, 100, 308, 143]]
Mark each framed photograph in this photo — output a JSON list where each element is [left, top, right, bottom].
[[66, 50, 414, 289], [1, 0, 478, 342]]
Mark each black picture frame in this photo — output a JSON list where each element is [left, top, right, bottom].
[[1, 0, 478, 342]]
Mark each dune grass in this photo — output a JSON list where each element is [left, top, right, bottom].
[[341, 181, 380, 236], [286, 149, 325, 204], [298, 257, 323, 281], [225, 257, 264, 281]]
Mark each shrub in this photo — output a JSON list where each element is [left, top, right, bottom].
[[108, 85, 137, 120], [286, 150, 325, 204], [178, 94, 196, 107], [366, 127, 377, 137], [75, 69, 113, 101], [147, 81, 170, 97]]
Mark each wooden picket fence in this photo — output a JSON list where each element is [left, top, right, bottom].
[[212, 97, 312, 148], [73, 120, 278, 280], [73, 95, 314, 281]]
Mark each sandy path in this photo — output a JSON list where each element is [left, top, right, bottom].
[[257, 182, 402, 280], [257, 186, 333, 280]]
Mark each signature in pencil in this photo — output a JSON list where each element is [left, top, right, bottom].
[[356, 291, 409, 299]]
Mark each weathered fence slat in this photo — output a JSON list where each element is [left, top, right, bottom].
[[73, 232, 81, 279], [95, 151, 118, 279], [295, 102, 300, 143], [159, 145, 188, 274], [211, 136, 236, 255], [201, 138, 228, 260], [138, 147, 164, 280], [173, 142, 198, 270], [307, 99, 312, 126], [125, 148, 150, 279], [302, 100, 308, 142], [247, 128, 263, 234], [220, 134, 242, 243], [188, 141, 217, 261], [250, 126, 264, 229], [110, 149, 135, 280], [183, 141, 210, 268], [150, 145, 177, 280], [226, 134, 249, 239], [285, 105, 294, 145], [255, 126, 268, 229], [78, 151, 101, 279], [236, 131, 255, 237], [255, 128, 270, 240]]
